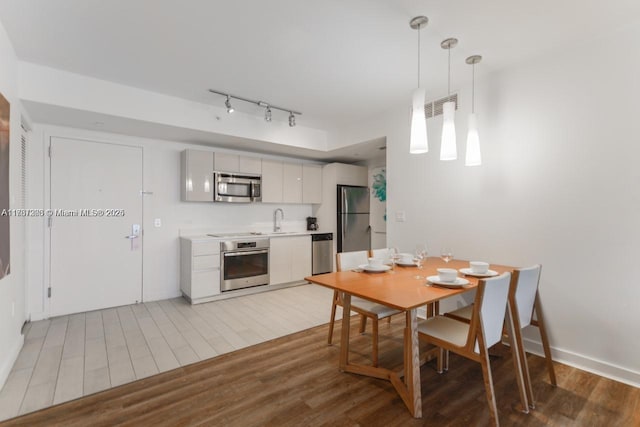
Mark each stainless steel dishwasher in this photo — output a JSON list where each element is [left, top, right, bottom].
[[311, 233, 333, 275]]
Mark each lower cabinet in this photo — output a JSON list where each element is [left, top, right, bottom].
[[269, 236, 312, 285], [180, 238, 221, 302]]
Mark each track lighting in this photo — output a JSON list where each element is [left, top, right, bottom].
[[209, 90, 301, 126], [225, 96, 234, 114]]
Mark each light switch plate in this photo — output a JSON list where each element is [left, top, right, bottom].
[[395, 211, 406, 222], [154, 218, 162, 228]]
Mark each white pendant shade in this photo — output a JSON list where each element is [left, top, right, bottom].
[[465, 113, 481, 166], [440, 101, 457, 160], [410, 88, 428, 154]]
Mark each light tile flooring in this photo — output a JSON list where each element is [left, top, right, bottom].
[[0, 284, 339, 421]]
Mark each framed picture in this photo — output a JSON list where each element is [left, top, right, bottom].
[[0, 92, 9, 280]]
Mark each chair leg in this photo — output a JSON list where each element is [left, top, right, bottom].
[[478, 344, 500, 427], [386, 316, 391, 324], [436, 347, 444, 374], [444, 349, 450, 371], [506, 304, 531, 412], [534, 294, 557, 386], [359, 314, 367, 334], [327, 291, 338, 345], [372, 317, 379, 367]]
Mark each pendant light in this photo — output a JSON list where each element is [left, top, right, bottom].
[[440, 38, 458, 161], [409, 16, 429, 154], [465, 55, 482, 166]]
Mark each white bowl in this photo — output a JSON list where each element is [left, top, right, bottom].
[[470, 261, 489, 274], [437, 268, 458, 282]]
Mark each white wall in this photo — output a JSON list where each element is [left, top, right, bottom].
[[333, 23, 640, 386], [26, 124, 314, 319], [0, 21, 26, 389], [18, 62, 328, 152]]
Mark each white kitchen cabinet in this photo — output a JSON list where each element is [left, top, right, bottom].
[[213, 152, 240, 172], [302, 164, 322, 204], [181, 149, 214, 202], [180, 238, 221, 303], [283, 162, 303, 203], [261, 159, 283, 203], [239, 156, 262, 174], [269, 235, 311, 285]]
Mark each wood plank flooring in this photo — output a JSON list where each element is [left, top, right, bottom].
[[0, 284, 339, 422], [1, 314, 637, 427]]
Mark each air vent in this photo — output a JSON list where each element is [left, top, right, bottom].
[[424, 93, 458, 119]]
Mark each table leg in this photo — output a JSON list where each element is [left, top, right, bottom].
[[339, 292, 351, 371], [405, 309, 422, 418]]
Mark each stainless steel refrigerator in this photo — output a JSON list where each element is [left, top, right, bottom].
[[337, 185, 370, 253]]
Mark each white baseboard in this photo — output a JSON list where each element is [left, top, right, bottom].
[[0, 334, 24, 390], [414, 307, 639, 387], [523, 337, 640, 388]]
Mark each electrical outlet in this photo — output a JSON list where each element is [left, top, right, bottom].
[[395, 211, 406, 222], [154, 218, 162, 228]]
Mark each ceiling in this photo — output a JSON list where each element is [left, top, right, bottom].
[[1, 0, 640, 158]]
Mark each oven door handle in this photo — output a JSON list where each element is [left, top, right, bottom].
[[224, 249, 269, 257]]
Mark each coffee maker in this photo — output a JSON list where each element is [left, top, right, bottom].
[[306, 217, 318, 231]]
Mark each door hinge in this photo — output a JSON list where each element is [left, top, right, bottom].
[[47, 216, 53, 228], [48, 145, 52, 157], [47, 287, 52, 298]]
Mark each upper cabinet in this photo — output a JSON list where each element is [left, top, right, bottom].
[[302, 164, 322, 204], [181, 149, 322, 204], [213, 152, 239, 172], [282, 162, 303, 203], [239, 156, 262, 174], [181, 150, 214, 202], [261, 159, 283, 203], [214, 153, 262, 175]]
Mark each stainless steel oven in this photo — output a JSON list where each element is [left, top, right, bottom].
[[214, 172, 261, 203], [220, 239, 269, 292]]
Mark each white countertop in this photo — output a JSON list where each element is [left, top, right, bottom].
[[180, 230, 333, 242]]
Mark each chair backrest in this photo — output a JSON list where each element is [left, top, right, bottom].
[[468, 272, 511, 352], [370, 248, 391, 264], [513, 264, 542, 328], [336, 251, 369, 272]]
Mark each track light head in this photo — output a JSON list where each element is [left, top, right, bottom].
[[225, 95, 234, 113], [288, 112, 296, 127], [265, 106, 272, 122]]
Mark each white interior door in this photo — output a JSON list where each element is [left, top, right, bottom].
[[49, 137, 143, 316]]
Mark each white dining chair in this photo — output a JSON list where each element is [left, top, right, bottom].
[[370, 247, 391, 263], [417, 273, 529, 426], [445, 265, 556, 408], [328, 250, 401, 367]]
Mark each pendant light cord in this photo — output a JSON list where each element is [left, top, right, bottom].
[[417, 24, 421, 88], [471, 62, 475, 114], [447, 47, 451, 98]]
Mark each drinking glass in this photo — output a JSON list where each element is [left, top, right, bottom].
[[388, 247, 399, 273], [440, 247, 454, 264], [414, 244, 427, 279]]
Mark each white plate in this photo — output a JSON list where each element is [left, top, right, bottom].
[[426, 276, 470, 288], [459, 268, 499, 278], [359, 264, 392, 273], [396, 261, 417, 267]]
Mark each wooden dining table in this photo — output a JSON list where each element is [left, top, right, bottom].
[[304, 256, 515, 418]]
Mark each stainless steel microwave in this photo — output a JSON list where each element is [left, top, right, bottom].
[[213, 172, 262, 203]]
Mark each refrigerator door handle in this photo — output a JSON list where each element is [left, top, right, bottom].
[[341, 187, 348, 213]]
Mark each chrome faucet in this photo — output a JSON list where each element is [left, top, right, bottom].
[[273, 208, 284, 232]]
